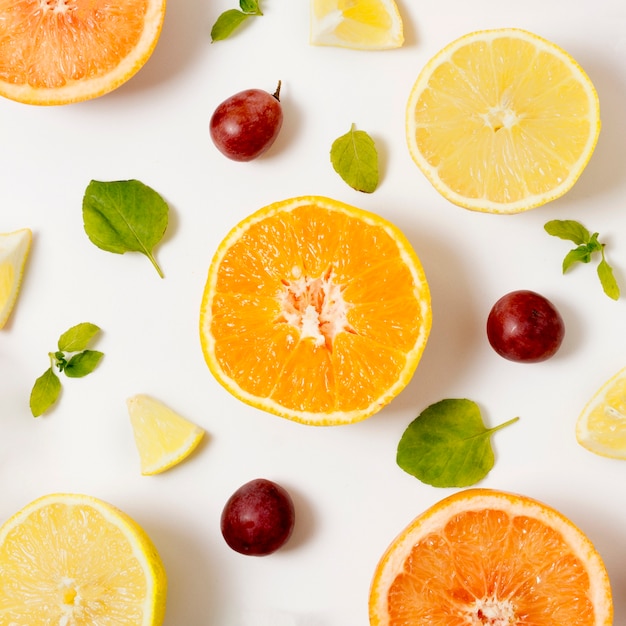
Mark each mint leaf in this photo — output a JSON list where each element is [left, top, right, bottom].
[[396, 399, 519, 488], [330, 123, 379, 193], [58, 322, 100, 352], [598, 255, 620, 300], [82, 179, 169, 278], [544, 219, 590, 245], [210, 0, 262, 42], [64, 350, 104, 378], [239, 0, 262, 14], [30, 368, 62, 417], [562, 245, 593, 271]]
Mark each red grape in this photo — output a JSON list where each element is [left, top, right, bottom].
[[210, 82, 283, 161], [220, 478, 295, 556], [486, 290, 565, 363]]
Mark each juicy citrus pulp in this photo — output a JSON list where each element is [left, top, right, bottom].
[[0, 0, 167, 105], [369, 488, 613, 625], [127, 394, 205, 475], [406, 28, 601, 213], [199, 196, 431, 426], [0, 228, 31, 329], [576, 366, 626, 459], [0, 493, 167, 625], [310, 0, 404, 50]]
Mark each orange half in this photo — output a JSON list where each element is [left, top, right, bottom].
[[370, 488, 613, 625], [199, 196, 431, 426]]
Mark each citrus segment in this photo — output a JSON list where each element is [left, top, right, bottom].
[[0, 0, 167, 105], [199, 196, 431, 425], [576, 366, 626, 459], [0, 493, 167, 624], [369, 489, 613, 626], [0, 228, 32, 329], [310, 0, 404, 50], [406, 28, 601, 213], [127, 394, 205, 475]]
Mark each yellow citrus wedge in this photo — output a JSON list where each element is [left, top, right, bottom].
[[0, 0, 167, 105], [0, 228, 32, 329], [370, 488, 613, 626], [199, 195, 431, 426], [576, 366, 626, 459], [0, 492, 167, 625], [406, 28, 601, 213], [310, 0, 404, 50], [127, 394, 205, 475]]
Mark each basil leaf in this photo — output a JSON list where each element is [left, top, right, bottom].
[[544, 219, 590, 245], [396, 399, 519, 488], [239, 0, 262, 14], [64, 350, 104, 378], [82, 179, 168, 278], [330, 123, 379, 193], [211, 9, 250, 42], [30, 368, 62, 417], [58, 322, 101, 352], [598, 257, 620, 300]]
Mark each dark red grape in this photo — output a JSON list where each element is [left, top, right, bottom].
[[210, 82, 283, 161], [220, 478, 295, 556], [486, 290, 565, 363]]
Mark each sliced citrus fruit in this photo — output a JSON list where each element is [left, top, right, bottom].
[[127, 394, 205, 475], [310, 0, 404, 50], [576, 366, 626, 459], [406, 28, 601, 214], [369, 488, 613, 626], [0, 0, 167, 105], [0, 228, 32, 329], [199, 195, 431, 426], [0, 492, 167, 624]]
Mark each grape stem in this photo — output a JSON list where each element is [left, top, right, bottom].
[[272, 80, 282, 101]]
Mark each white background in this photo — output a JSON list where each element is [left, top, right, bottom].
[[1, 0, 625, 624]]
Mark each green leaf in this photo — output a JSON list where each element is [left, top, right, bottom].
[[30, 368, 62, 417], [562, 245, 592, 272], [598, 256, 620, 300], [544, 219, 591, 245], [64, 350, 104, 378], [82, 179, 169, 278], [330, 123, 379, 193], [239, 0, 262, 14], [396, 399, 519, 488], [211, 9, 251, 41], [58, 322, 101, 352]]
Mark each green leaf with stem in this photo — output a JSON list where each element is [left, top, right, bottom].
[[330, 123, 379, 193], [64, 350, 104, 378], [211, 1, 262, 42], [58, 322, 101, 352], [30, 367, 62, 417]]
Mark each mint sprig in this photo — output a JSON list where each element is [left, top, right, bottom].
[[211, 0, 263, 42], [30, 323, 104, 417], [544, 219, 620, 300]]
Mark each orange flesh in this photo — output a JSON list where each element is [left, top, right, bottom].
[[387, 508, 595, 624], [209, 204, 425, 414], [0, 0, 149, 89]]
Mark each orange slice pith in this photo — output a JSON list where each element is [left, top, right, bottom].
[[0, 0, 166, 105], [199, 196, 431, 426], [369, 488, 613, 626]]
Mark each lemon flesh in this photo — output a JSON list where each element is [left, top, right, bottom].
[[0, 228, 32, 329]]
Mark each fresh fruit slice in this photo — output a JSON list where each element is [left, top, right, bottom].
[[370, 488, 613, 626], [0, 492, 167, 624], [0, 228, 31, 329], [199, 195, 431, 426], [310, 0, 404, 50], [0, 0, 167, 105], [576, 366, 626, 459], [406, 28, 601, 214], [127, 394, 205, 475]]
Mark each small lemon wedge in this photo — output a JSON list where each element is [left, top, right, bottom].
[[310, 0, 404, 50], [128, 394, 205, 475], [0, 228, 32, 329], [576, 366, 626, 459], [0, 493, 167, 624]]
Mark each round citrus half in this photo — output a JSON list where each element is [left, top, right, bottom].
[[406, 28, 601, 214], [0, 0, 167, 105], [369, 488, 613, 625], [199, 196, 431, 426], [0, 493, 167, 624]]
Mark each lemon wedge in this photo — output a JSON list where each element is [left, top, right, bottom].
[[0, 492, 167, 624], [127, 394, 205, 475], [0, 228, 32, 329], [576, 366, 626, 459], [310, 0, 404, 50]]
